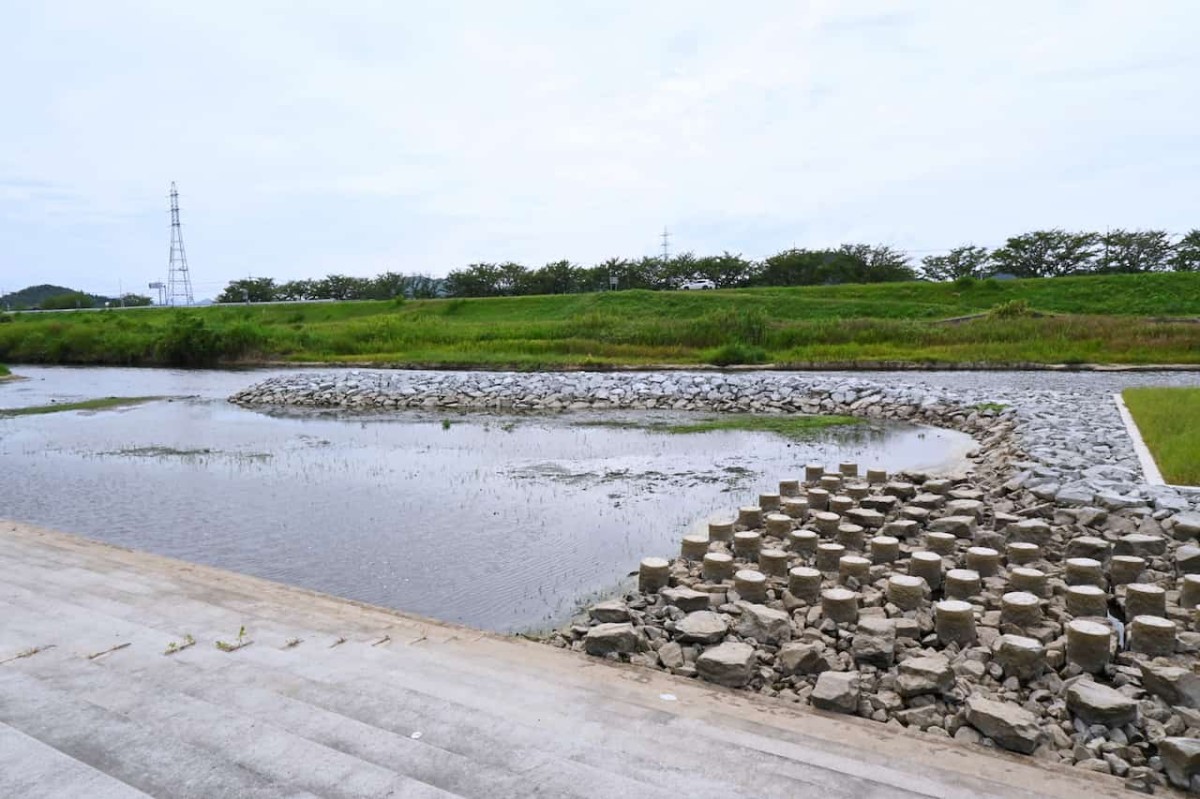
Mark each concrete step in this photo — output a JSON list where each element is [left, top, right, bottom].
[[0, 722, 154, 799]]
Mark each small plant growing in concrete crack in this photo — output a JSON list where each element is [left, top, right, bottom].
[[216, 626, 252, 653], [163, 634, 195, 656], [330, 636, 347, 648], [284, 637, 303, 649], [87, 642, 131, 661], [0, 644, 55, 665]]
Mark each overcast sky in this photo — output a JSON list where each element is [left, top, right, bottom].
[[2, 1, 1197, 298]]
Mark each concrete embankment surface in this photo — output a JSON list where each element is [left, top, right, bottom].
[[0, 521, 1141, 799]]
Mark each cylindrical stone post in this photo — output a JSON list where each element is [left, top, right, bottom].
[[819, 474, 842, 493], [1125, 583, 1167, 620], [1065, 557, 1105, 588], [909, 551, 943, 591], [838, 555, 871, 585], [1000, 591, 1042, 628], [1009, 567, 1047, 598], [1129, 615, 1176, 657], [807, 487, 830, 512], [1109, 555, 1145, 585], [788, 529, 819, 557], [1006, 542, 1041, 565], [887, 575, 927, 610], [966, 546, 1001, 577], [639, 557, 670, 593], [816, 542, 846, 573], [1066, 584, 1108, 618], [765, 513, 793, 538], [1066, 619, 1112, 673], [737, 506, 763, 530], [758, 492, 781, 512], [839, 461, 859, 477], [836, 523, 865, 551], [830, 495, 855, 515], [869, 535, 900, 565], [702, 552, 734, 581], [788, 566, 822, 601], [779, 479, 801, 498], [821, 588, 859, 624], [681, 535, 709, 561], [733, 531, 763, 560], [925, 532, 957, 556], [708, 520, 734, 543], [814, 511, 841, 536], [1180, 574, 1200, 611], [782, 498, 809, 520], [845, 483, 870, 501], [734, 569, 768, 603], [944, 568, 982, 599], [759, 548, 790, 578], [935, 599, 976, 646], [866, 467, 887, 485], [804, 463, 825, 484], [993, 634, 1045, 681]]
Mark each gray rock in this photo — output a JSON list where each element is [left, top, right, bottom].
[[676, 611, 729, 644], [851, 617, 897, 668], [811, 671, 860, 714], [657, 641, 684, 669], [1114, 534, 1168, 558], [965, 695, 1043, 754], [734, 603, 791, 645], [928, 515, 976, 537], [1056, 486, 1096, 507], [1173, 512, 1200, 540], [1177, 545, 1200, 575], [696, 642, 756, 687], [1140, 662, 1200, 709], [896, 655, 953, 698], [1159, 737, 1200, 790], [584, 623, 638, 656], [588, 599, 630, 623], [1066, 680, 1139, 727], [662, 587, 711, 613], [778, 642, 830, 676]]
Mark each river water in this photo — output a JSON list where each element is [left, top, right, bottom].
[[0, 366, 973, 631]]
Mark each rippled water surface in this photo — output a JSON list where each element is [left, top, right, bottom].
[[0, 367, 973, 631]]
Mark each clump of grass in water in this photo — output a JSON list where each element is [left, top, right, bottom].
[[0, 396, 163, 417], [973, 402, 1008, 413], [664, 414, 860, 440]]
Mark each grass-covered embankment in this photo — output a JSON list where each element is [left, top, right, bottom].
[[1, 272, 1198, 369], [1122, 388, 1200, 486], [0, 396, 162, 417]]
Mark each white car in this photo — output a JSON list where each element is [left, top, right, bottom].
[[679, 279, 716, 290]]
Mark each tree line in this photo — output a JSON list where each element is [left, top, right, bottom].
[[215, 228, 1199, 303]]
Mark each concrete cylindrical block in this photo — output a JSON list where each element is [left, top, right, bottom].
[[816, 542, 846, 573], [638, 557, 670, 593], [869, 535, 900, 565], [1066, 619, 1112, 673], [681, 535, 710, 561], [804, 463, 825, 484], [887, 574, 927, 610], [821, 588, 859, 624], [788, 529, 819, 556], [1066, 584, 1108, 618], [1109, 555, 1145, 585], [702, 552, 734, 581], [1000, 591, 1042, 628], [781, 498, 809, 520], [788, 566, 823, 601], [1129, 615, 1176, 657], [806, 487, 830, 512], [779, 479, 801, 498], [1125, 583, 1167, 620], [845, 483, 870, 501], [1009, 567, 1047, 598], [737, 506, 763, 530], [819, 474, 843, 493], [758, 493, 781, 512], [836, 523, 865, 551], [935, 599, 976, 646], [966, 546, 1001, 577], [765, 513, 793, 538], [866, 468, 888, 485], [838, 461, 859, 477], [838, 555, 871, 585], [1065, 557, 1105, 588], [830, 495, 855, 514], [944, 568, 982, 600], [733, 531, 763, 560], [734, 569, 768, 603], [708, 520, 735, 543], [813, 511, 841, 536], [1006, 542, 1041, 565], [909, 551, 943, 591], [759, 548, 790, 578], [925, 532, 957, 556], [993, 634, 1045, 681], [1180, 574, 1200, 611]]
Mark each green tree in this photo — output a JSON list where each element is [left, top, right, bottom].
[[1169, 229, 1200, 272], [754, 248, 829, 286], [921, 246, 991, 281], [991, 230, 1099, 277], [40, 292, 95, 310], [216, 278, 278, 304], [522, 260, 580, 295], [277, 279, 317, 301], [119, 294, 152, 307], [1097, 229, 1172, 273]]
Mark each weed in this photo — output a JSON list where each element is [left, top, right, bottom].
[[216, 626, 251, 652], [973, 402, 1008, 413], [989, 299, 1033, 319], [441, 418, 452, 430], [163, 634, 196, 655]]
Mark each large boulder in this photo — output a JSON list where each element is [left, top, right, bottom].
[[851, 617, 897, 668], [965, 695, 1042, 754], [735, 603, 792, 645], [1140, 663, 1200, 709], [896, 655, 953, 698], [1066, 680, 1139, 727], [1159, 738, 1200, 791], [696, 642, 755, 687], [584, 623, 639, 656], [811, 671, 860, 714], [675, 611, 729, 644]]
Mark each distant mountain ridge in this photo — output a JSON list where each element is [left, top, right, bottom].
[[1, 284, 113, 309]]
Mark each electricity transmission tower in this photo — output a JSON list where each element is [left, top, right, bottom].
[[166, 182, 194, 306], [660, 226, 671, 262]]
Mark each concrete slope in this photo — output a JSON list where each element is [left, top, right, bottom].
[[0, 522, 1140, 799]]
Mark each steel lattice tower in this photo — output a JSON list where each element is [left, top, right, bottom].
[[166, 182, 194, 306]]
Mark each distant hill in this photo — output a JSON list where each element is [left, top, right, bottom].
[[1, 284, 113, 310]]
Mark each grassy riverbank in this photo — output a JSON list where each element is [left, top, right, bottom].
[[1122, 388, 1200, 485], [1, 272, 1199, 368], [0, 396, 162, 417]]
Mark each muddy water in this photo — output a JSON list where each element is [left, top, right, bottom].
[[0, 367, 974, 631]]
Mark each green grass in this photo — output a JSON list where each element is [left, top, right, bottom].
[[0, 396, 162, 417], [579, 414, 860, 439], [1, 272, 1199, 368], [1122, 388, 1200, 486], [0, 363, 9, 377]]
